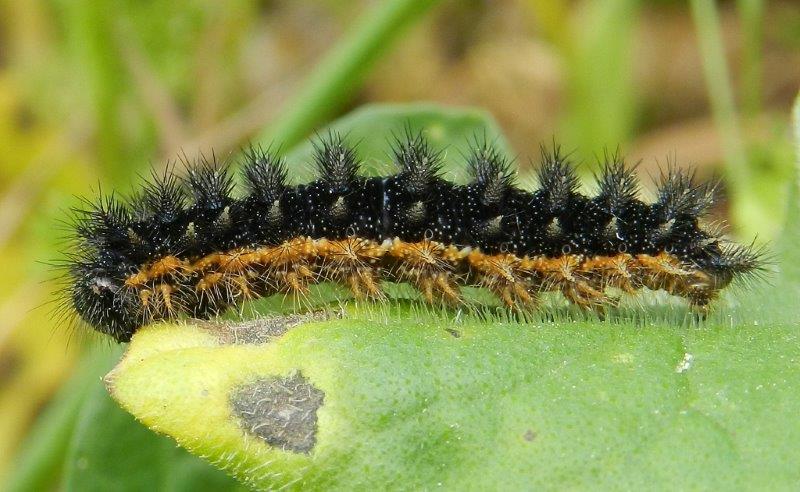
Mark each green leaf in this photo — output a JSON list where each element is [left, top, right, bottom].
[[105, 103, 799, 490], [5, 348, 119, 492], [62, 349, 245, 492]]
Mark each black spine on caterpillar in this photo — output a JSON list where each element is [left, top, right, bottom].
[[239, 145, 295, 245], [528, 145, 580, 256], [302, 133, 383, 240], [63, 132, 764, 342], [591, 150, 646, 255], [183, 153, 237, 255], [463, 138, 523, 253], [128, 169, 187, 259], [383, 129, 459, 243]]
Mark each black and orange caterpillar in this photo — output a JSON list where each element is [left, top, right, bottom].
[[64, 132, 763, 342]]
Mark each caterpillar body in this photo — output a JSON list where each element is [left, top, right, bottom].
[[64, 132, 762, 342]]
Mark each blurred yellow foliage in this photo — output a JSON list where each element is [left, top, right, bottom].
[[0, 77, 81, 483]]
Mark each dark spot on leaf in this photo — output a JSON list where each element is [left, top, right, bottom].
[[200, 311, 335, 345], [523, 429, 536, 442], [445, 328, 461, 338], [230, 372, 325, 454]]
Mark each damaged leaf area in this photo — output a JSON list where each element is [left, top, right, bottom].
[[231, 372, 324, 454]]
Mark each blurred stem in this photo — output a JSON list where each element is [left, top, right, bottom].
[[4, 347, 119, 492], [795, 93, 800, 177], [783, 93, 800, 282], [258, 0, 441, 149], [736, 0, 763, 117], [558, 0, 641, 160], [690, 0, 758, 233], [65, 0, 126, 184]]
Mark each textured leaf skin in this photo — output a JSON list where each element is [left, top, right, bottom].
[[108, 305, 800, 491], [63, 348, 245, 492]]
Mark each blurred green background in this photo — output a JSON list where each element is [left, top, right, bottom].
[[0, 0, 797, 487]]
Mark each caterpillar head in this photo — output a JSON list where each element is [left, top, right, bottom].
[[71, 263, 139, 343]]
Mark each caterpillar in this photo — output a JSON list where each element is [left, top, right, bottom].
[[63, 131, 763, 342]]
